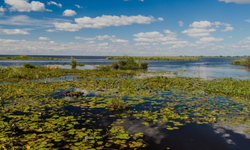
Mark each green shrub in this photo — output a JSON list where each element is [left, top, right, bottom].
[[111, 56, 148, 70], [77, 63, 85, 66], [71, 57, 77, 67], [139, 62, 148, 69], [23, 63, 36, 68]]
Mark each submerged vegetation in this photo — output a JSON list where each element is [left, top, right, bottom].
[[107, 56, 201, 61], [230, 56, 250, 67], [0, 55, 67, 60], [111, 56, 148, 70], [1, 61, 250, 149]]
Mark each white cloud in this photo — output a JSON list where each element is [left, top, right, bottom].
[[1, 29, 30, 35], [219, 0, 250, 4], [221, 26, 234, 32], [46, 29, 56, 32], [110, 39, 129, 43], [39, 37, 50, 40], [178, 21, 184, 27], [134, 31, 177, 42], [189, 21, 212, 28], [182, 28, 216, 38], [229, 36, 233, 38], [96, 35, 116, 40], [135, 43, 150, 46], [75, 35, 129, 43], [4, 0, 50, 12], [75, 36, 97, 40], [47, 1, 62, 8], [86, 41, 95, 44], [133, 30, 190, 49], [0, 15, 70, 28], [134, 31, 164, 38], [54, 15, 163, 31], [158, 17, 164, 21], [99, 43, 109, 46], [239, 37, 250, 44], [75, 4, 83, 8], [183, 21, 234, 38], [196, 37, 224, 44], [0, 6, 6, 15], [63, 9, 77, 17], [245, 19, 250, 23], [139, 0, 144, 2]]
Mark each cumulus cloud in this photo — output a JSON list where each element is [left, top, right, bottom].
[[133, 30, 190, 49], [245, 19, 250, 23], [39, 37, 50, 40], [221, 26, 234, 32], [47, 1, 62, 8], [196, 37, 224, 44], [135, 43, 150, 46], [190, 21, 212, 28], [0, 6, 6, 15], [0, 15, 70, 28], [75, 35, 129, 43], [1, 29, 30, 35], [4, 0, 50, 12], [63, 9, 77, 16], [219, 0, 250, 4], [183, 21, 234, 38], [182, 28, 216, 38], [75, 36, 97, 40], [134, 31, 178, 42], [54, 15, 163, 31], [99, 43, 109, 46], [239, 37, 250, 44], [178, 21, 184, 27]]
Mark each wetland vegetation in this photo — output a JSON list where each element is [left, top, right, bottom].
[[0, 55, 67, 60], [107, 56, 201, 61], [1, 57, 250, 149], [230, 56, 250, 67]]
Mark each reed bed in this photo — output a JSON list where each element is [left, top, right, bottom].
[[46, 65, 59, 69], [230, 57, 250, 67], [0, 55, 67, 60]]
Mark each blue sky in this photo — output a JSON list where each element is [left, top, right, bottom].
[[0, 0, 250, 56]]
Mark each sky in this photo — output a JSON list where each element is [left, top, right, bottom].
[[0, 0, 250, 56]]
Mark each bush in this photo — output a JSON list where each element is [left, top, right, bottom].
[[111, 56, 148, 70], [23, 63, 36, 68], [77, 63, 85, 66], [139, 62, 148, 69], [71, 57, 77, 67]]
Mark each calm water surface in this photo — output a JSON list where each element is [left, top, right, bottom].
[[0, 55, 249, 80]]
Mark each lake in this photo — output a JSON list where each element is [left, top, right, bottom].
[[0, 55, 249, 80]]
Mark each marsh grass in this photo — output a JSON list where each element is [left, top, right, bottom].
[[46, 65, 59, 69], [107, 56, 201, 61], [71, 57, 77, 68], [0, 55, 66, 60], [230, 57, 250, 67], [95, 65, 112, 71]]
